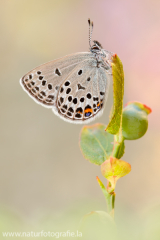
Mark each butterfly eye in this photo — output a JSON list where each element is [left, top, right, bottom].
[[92, 46, 99, 50]]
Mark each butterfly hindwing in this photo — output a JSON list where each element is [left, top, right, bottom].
[[55, 58, 110, 123]]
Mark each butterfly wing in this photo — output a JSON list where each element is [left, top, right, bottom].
[[20, 52, 93, 108], [55, 58, 111, 123], [20, 52, 111, 123]]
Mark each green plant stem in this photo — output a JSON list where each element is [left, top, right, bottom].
[[106, 191, 115, 219], [106, 181, 115, 219], [97, 177, 115, 219], [111, 192, 116, 218], [106, 192, 112, 214], [112, 134, 124, 158], [106, 133, 124, 218]]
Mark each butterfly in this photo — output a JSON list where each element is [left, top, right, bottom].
[[20, 19, 114, 124]]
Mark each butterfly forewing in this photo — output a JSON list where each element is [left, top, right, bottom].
[[20, 52, 93, 108]]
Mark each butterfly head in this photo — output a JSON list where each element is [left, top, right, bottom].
[[90, 40, 103, 53], [88, 19, 104, 55]]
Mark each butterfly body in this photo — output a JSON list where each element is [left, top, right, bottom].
[[20, 20, 113, 124]]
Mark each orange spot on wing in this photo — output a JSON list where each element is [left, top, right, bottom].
[[84, 108, 93, 113]]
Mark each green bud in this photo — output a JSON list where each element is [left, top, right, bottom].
[[122, 101, 152, 140]]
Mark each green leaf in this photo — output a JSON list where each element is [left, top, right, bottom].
[[122, 101, 151, 140], [101, 157, 131, 190], [126, 101, 152, 115], [96, 176, 110, 200], [106, 54, 124, 135], [79, 123, 114, 165]]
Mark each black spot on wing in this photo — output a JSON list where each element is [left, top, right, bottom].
[[64, 81, 70, 86], [68, 96, 72, 102], [55, 68, 61, 76], [80, 97, 84, 102], [48, 84, 52, 90], [73, 98, 78, 104], [86, 93, 92, 99], [93, 97, 99, 101], [78, 69, 83, 75], [75, 113, 82, 118], [68, 107, 74, 113], [48, 95, 54, 100], [62, 104, 67, 110], [60, 87, 64, 93], [77, 84, 85, 90], [76, 107, 83, 114], [42, 80, 46, 86], [60, 97, 64, 103], [67, 112, 72, 117], [66, 88, 71, 94]]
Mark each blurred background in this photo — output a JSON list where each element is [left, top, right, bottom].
[[0, 0, 160, 239]]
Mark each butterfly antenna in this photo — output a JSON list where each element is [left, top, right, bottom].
[[88, 19, 93, 48]]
